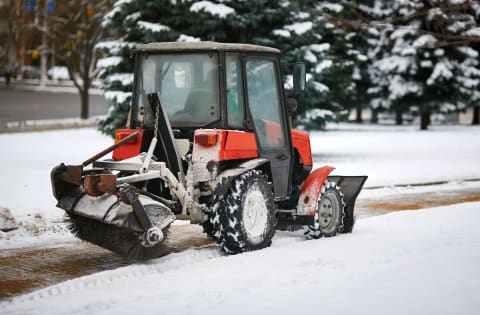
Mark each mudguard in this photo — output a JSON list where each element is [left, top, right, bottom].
[[214, 158, 270, 195], [296, 166, 336, 216]]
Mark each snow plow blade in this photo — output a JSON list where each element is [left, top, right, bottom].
[[328, 175, 368, 233], [51, 164, 176, 260]]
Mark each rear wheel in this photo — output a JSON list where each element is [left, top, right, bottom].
[[306, 180, 345, 239], [216, 170, 277, 254]]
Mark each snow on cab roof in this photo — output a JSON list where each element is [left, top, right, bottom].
[[135, 41, 280, 54]]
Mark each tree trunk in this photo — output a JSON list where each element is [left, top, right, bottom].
[[395, 108, 403, 125], [355, 104, 363, 123], [473, 105, 480, 125], [371, 108, 378, 124], [80, 88, 89, 119], [420, 108, 430, 130]]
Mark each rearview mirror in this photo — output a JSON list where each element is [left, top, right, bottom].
[[293, 63, 306, 91]]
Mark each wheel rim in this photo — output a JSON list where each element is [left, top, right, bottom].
[[317, 191, 340, 234], [242, 186, 269, 242]]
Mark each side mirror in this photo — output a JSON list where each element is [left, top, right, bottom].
[[293, 63, 306, 91]]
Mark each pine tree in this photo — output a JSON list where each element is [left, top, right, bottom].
[[274, 1, 343, 130], [317, 1, 376, 124], [97, 0, 182, 136], [97, 0, 322, 134], [367, 0, 480, 129]]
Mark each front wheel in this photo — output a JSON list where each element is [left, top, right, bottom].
[[306, 180, 345, 239], [216, 170, 277, 254]]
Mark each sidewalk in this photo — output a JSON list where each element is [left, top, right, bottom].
[[0, 116, 103, 133], [0, 77, 103, 95]]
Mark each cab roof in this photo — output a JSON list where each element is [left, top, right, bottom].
[[135, 41, 280, 54]]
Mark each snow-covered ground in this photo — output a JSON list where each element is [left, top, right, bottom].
[[0, 129, 111, 249], [313, 123, 480, 187], [2, 202, 479, 314], [1, 123, 480, 314]]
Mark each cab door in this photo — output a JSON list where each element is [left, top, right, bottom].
[[244, 57, 293, 199]]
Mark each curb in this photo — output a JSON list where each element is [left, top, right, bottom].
[[0, 80, 103, 95], [0, 117, 103, 134]]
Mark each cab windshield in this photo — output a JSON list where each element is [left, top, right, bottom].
[[134, 53, 220, 128]]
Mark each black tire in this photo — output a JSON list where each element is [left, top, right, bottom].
[[306, 180, 345, 239], [201, 193, 225, 240], [201, 220, 215, 238], [200, 214, 216, 238], [216, 170, 277, 254]]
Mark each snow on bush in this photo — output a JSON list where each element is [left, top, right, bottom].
[[273, 29, 291, 38], [190, 1, 235, 18], [315, 59, 333, 74], [412, 34, 437, 48], [102, 0, 134, 27], [104, 91, 132, 103], [456, 46, 479, 58], [464, 27, 480, 37], [313, 81, 329, 93], [427, 60, 453, 85], [317, 3, 343, 13], [375, 55, 413, 74], [304, 50, 317, 63], [177, 34, 201, 42], [310, 43, 330, 53], [285, 21, 313, 35], [138, 21, 171, 33], [106, 73, 134, 86], [389, 75, 422, 100], [97, 56, 123, 69], [96, 40, 136, 55], [295, 108, 336, 131], [125, 11, 141, 22]]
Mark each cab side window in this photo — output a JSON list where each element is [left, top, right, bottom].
[[225, 54, 245, 129], [246, 59, 286, 149]]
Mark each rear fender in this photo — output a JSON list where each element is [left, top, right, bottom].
[[213, 158, 270, 196], [296, 166, 335, 216]]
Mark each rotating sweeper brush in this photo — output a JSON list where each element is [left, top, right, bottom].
[[51, 94, 180, 260], [50, 42, 367, 260]]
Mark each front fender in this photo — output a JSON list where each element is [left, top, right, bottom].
[[296, 166, 335, 216], [213, 158, 270, 196]]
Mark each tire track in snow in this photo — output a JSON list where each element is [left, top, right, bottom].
[[3, 246, 222, 309]]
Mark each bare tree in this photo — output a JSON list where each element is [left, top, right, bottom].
[[0, 0, 21, 69], [51, 1, 111, 119]]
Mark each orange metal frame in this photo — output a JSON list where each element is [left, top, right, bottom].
[[112, 129, 144, 160], [112, 128, 314, 167]]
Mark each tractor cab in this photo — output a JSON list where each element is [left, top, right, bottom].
[[128, 42, 306, 200]]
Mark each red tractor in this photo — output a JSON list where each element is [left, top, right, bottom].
[[51, 42, 367, 260]]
